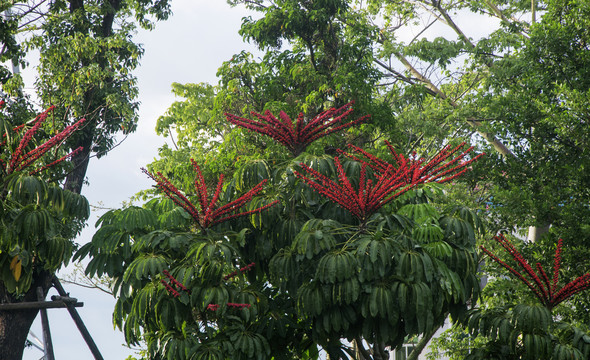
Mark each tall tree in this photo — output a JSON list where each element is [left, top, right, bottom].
[[78, 93, 484, 359], [1, 1, 173, 357], [0, 102, 89, 360]]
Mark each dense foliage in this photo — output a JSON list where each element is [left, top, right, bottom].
[[3, 0, 588, 358], [2, 0, 173, 193], [77, 103, 484, 359], [0, 101, 89, 359]]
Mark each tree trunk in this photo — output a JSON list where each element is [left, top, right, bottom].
[[0, 271, 53, 360], [0, 308, 40, 359], [64, 130, 93, 194], [527, 223, 551, 242]]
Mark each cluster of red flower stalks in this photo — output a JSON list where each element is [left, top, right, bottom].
[[207, 303, 251, 311], [481, 234, 590, 310], [294, 141, 483, 222], [143, 159, 279, 229], [224, 102, 370, 156], [0, 101, 84, 176], [161, 270, 189, 298], [161, 268, 254, 310], [223, 262, 255, 281]]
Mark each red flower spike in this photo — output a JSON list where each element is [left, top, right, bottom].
[[340, 141, 484, 185], [481, 234, 590, 310], [206, 303, 251, 311], [224, 102, 370, 156], [296, 142, 482, 223], [552, 238, 563, 294], [227, 303, 251, 309], [160, 279, 180, 298], [223, 262, 256, 281], [143, 160, 279, 229], [294, 156, 414, 222], [162, 270, 189, 292], [0, 105, 85, 176]]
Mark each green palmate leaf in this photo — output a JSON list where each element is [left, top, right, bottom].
[[512, 304, 552, 334], [273, 217, 302, 250], [317, 305, 357, 334], [329, 276, 360, 305], [131, 282, 157, 319], [423, 240, 453, 258], [412, 282, 434, 333], [364, 282, 398, 321], [133, 230, 172, 251], [298, 281, 325, 317], [93, 225, 131, 254], [189, 239, 236, 265], [316, 250, 357, 283], [398, 203, 439, 223], [37, 236, 73, 270], [292, 219, 339, 260], [158, 206, 192, 229], [552, 344, 584, 360], [234, 159, 271, 191], [62, 190, 90, 218], [413, 222, 444, 244], [269, 248, 298, 282], [397, 250, 434, 283], [13, 206, 53, 241], [355, 234, 398, 275], [8, 175, 48, 204], [117, 206, 158, 232], [439, 214, 476, 246], [123, 253, 169, 282], [434, 259, 466, 303]]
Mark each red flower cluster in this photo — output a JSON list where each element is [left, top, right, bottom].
[[223, 262, 256, 281], [224, 102, 370, 156], [207, 304, 220, 311], [341, 140, 483, 184], [481, 235, 590, 310], [0, 102, 85, 176], [227, 303, 251, 309], [142, 160, 279, 229], [294, 141, 483, 222], [206, 303, 251, 311], [161, 270, 189, 298]]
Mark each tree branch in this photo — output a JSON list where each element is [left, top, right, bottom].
[[407, 326, 439, 360]]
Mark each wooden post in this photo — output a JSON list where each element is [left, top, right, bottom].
[[52, 276, 105, 360], [37, 287, 55, 360]]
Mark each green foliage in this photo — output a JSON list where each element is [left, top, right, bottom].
[[80, 110, 483, 359], [74, 0, 590, 359], [0, 105, 89, 296], [2, 0, 173, 193]]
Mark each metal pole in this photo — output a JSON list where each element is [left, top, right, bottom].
[[52, 277, 105, 360]]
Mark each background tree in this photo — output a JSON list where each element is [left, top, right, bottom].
[[1, 1, 175, 357], [426, 1, 590, 357], [3, 0, 173, 194]]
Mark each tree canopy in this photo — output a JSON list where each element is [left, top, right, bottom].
[[78, 101, 484, 359], [2, 0, 589, 358]]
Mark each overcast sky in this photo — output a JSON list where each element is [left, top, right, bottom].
[[23, 1, 260, 359]]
